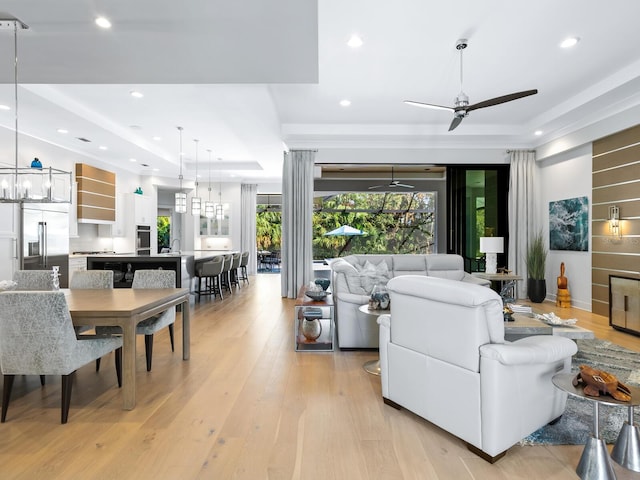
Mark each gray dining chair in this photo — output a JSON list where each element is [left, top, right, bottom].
[[0, 291, 123, 424], [13, 270, 55, 291], [70, 270, 114, 337], [96, 269, 176, 372]]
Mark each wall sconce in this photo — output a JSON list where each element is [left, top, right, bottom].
[[609, 205, 621, 238], [480, 236, 504, 275]]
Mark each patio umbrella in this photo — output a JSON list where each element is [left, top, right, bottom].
[[323, 225, 367, 256]]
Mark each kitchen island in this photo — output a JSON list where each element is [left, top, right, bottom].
[[86, 251, 232, 290]]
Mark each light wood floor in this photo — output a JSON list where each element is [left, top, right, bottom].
[[0, 275, 638, 479]]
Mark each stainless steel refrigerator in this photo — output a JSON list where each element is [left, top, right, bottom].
[[21, 204, 69, 288]]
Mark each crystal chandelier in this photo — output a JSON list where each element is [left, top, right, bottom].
[[204, 149, 215, 218], [190, 138, 201, 215], [0, 14, 71, 203], [174, 126, 187, 213]]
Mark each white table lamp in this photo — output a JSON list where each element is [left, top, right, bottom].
[[480, 237, 504, 275]]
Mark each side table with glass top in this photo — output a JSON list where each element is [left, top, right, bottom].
[[552, 372, 640, 479], [358, 304, 389, 375]]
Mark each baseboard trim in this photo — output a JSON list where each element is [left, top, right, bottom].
[[382, 397, 402, 410]]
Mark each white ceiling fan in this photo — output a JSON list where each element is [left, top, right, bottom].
[[404, 39, 538, 131], [368, 166, 415, 189]]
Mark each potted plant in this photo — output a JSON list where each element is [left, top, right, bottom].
[[525, 230, 548, 303]]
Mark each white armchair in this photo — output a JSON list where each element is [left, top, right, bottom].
[[378, 275, 578, 462]]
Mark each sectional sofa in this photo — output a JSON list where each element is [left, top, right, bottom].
[[329, 254, 491, 349]]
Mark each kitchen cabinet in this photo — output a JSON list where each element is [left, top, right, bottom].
[[68, 256, 87, 283], [75, 163, 116, 223], [134, 194, 152, 225], [69, 181, 78, 238]]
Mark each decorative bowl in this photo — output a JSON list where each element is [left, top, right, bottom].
[[305, 290, 328, 301], [314, 278, 330, 291]]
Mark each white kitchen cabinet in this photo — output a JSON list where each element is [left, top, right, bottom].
[[134, 194, 152, 225], [68, 256, 87, 283]]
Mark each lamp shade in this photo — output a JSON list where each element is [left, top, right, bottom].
[[479, 237, 504, 254]]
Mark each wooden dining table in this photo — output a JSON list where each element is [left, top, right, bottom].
[[64, 287, 191, 410]]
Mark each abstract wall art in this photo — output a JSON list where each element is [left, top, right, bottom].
[[549, 196, 589, 251]]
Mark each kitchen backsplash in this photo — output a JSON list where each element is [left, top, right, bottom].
[[70, 224, 114, 253]]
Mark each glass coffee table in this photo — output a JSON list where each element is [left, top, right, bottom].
[[358, 304, 389, 375]]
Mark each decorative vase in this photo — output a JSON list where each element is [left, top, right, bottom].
[[369, 284, 390, 310], [301, 318, 322, 341], [528, 278, 547, 303], [314, 278, 330, 291]]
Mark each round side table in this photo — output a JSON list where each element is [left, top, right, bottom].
[[552, 372, 640, 479], [358, 304, 389, 375]]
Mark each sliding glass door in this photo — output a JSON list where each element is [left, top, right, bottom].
[[447, 166, 510, 272]]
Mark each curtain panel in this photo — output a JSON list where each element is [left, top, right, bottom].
[[240, 183, 258, 275], [281, 150, 315, 298], [508, 150, 537, 299]]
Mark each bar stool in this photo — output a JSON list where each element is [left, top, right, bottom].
[[195, 256, 225, 301], [238, 251, 249, 285], [229, 252, 242, 289], [220, 254, 234, 294]]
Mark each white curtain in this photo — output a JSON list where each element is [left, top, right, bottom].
[[508, 150, 537, 299], [281, 150, 315, 298], [240, 183, 258, 275]]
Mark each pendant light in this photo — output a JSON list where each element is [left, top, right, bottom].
[[174, 126, 187, 213], [190, 138, 201, 215], [215, 157, 224, 220], [204, 149, 215, 218], [0, 14, 71, 203]]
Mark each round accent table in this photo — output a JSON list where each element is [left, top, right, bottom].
[[358, 304, 389, 375], [552, 372, 640, 479]]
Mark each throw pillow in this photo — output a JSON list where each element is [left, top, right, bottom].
[[332, 261, 366, 295], [361, 260, 392, 293]]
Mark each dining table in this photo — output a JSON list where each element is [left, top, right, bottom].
[[64, 287, 191, 410]]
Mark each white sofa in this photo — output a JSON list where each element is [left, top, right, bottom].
[[329, 254, 490, 349], [379, 275, 577, 462]]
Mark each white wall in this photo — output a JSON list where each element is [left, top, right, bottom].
[[537, 144, 592, 310]]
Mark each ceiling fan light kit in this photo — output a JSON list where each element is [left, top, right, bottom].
[[405, 38, 538, 131], [368, 166, 415, 190]]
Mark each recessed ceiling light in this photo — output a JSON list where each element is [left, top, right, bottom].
[[129, 158, 137, 162], [57, 128, 68, 134], [347, 34, 363, 48], [0, 104, 10, 111], [99, 145, 108, 150], [560, 37, 579, 48], [95, 17, 112, 29], [340, 99, 351, 107], [534, 130, 543, 136], [152, 136, 162, 141], [130, 90, 144, 98]]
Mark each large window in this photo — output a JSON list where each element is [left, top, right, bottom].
[[312, 192, 436, 259]]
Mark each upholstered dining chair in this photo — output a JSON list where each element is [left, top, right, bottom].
[[0, 291, 123, 424], [96, 269, 176, 372], [229, 252, 242, 289], [12, 270, 55, 290], [220, 254, 234, 294], [70, 270, 114, 337]]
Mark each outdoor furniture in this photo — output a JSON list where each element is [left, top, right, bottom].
[[262, 251, 281, 271], [96, 270, 177, 372], [0, 291, 123, 423]]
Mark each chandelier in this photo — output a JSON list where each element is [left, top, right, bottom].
[[174, 126, 187, 213]]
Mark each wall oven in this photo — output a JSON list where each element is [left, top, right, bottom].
[[136, 225, 151, 256]]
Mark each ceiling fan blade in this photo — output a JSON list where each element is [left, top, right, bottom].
[[467, 89, 538, 112], [368, 185, 383, 190], [448, 116, 463, 131], [394, 183, 415, 189], [404, 100, 453, 112]]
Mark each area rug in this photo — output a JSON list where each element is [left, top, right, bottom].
[[520, 338, 640, 446]]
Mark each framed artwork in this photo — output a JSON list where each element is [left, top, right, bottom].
[[549, 196, 589, 251]]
